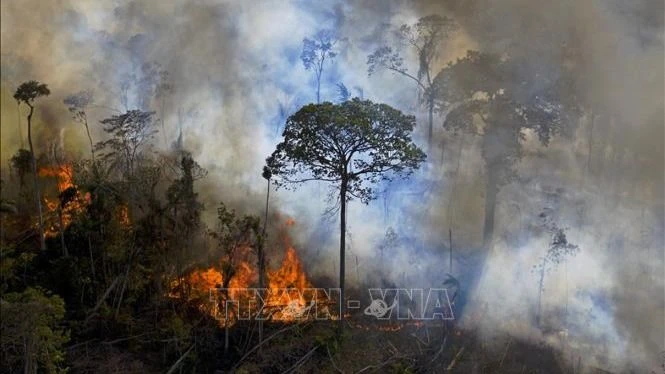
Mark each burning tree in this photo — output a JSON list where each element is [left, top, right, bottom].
[[266, 98, 426, 322], [209, 203, 260, 353]]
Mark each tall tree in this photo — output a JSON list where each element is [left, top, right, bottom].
[[301, 29, 340, 104], [14, 81, 50, 251], [166, 152, 206, 281], [96, 110, 157, 179], [64, 91, 95, 160], [258, 166, 272, 347], [533, 226, 579, 327], [209, 203, 260, 353], [266, 98, 426, 321], [434, 51, 579, 248], [367, 15, 457, 153]]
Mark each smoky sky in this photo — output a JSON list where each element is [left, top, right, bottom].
[[1, 0, 663, 371]]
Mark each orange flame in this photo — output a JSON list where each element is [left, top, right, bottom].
[[172, 218, 325, 324], [38, 164, 88, 237]]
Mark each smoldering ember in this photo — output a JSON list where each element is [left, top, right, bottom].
[[0, 1, 662, 373]]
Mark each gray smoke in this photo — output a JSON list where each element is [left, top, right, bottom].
[[1, 0, 662, 371]]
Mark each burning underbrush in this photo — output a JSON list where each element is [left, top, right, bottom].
[[170, 227, 337, 326], [38, 164, 90, 237]]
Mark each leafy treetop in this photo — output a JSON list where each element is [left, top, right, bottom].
[[266, 98, 426, 203], [13, 80, 50, 106]]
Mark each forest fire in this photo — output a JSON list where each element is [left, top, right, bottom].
[[173, 231, 321, 325], [38, 164, 89, 237]]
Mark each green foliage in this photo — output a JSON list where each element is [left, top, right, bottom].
[[166, 152, 206, 229], [10, 149, 32, 183], [210, 203, 260, 287], [1, 287, 69, 374], [0, 245, 35, 294], [13, 81, 50, 105], [266, 98, 426, 203]]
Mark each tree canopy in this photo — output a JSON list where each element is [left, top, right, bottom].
[[13, 81, 50, 106], [266, 98, 426, 203]]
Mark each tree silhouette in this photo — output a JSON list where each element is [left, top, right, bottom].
[[368, 15, 457, 153], [64, 91, 95, 160], [301, 29, 340, 104], [266, 98, 426, 322], [14, 80, 50, 251], [435, 51, 578, 248], [533, 227, 579, 327], [96, 110, 157, 178]]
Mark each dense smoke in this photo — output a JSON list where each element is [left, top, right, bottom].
[[1, 0, 662, 371]]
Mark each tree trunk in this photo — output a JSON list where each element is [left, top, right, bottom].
[[339, 177, 347, 326], [27, 105, 46, 251], [482, 173, 498, 250], [449, 228, 453, 274], [59, 208, 68, 256], [88, 234, 95, 281], [258, 179, 270, 347], [84, 119, 95, 161], [316, 77, 321, 104], [17, 101, 24, 149], [536, 257, 546, 327], [316, 65, 323, 104], [427, 96, 434, 156]]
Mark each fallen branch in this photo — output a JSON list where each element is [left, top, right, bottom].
[[231, 322, 307, 371], [446, 346, 465, 371], [356, 354, 414, 374], [101, 332, 151, 345], [283, 345, 320, 374], [499, 338, 512, 367], [386, 341, 398, 355], [430, 335, 447, 363], [84, 276, 120, 325], [410, 332, 429, 347], [166, 344, 194, 374], [327, 345, 344, 374]]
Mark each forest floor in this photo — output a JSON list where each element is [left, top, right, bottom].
[[230, 317, 570, 374]]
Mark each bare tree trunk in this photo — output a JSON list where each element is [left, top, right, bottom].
[[23, 335, 29, 374], [339, 177, 347, 327], [536, 257, 546, 327], [27, 104, 46, 251], [428, 96, 435, 157], [59, 208, 68, 256], [83, 118, 95, 161], [586, 112, 595, 177], [316, 63, 323, 104], [449, 228, 453, 274], [225, 323, 230, 355], [17, 101, 24, 149], [316, 75, 321, 104], [258, 178, 270, 347], [483, 173, 498, 250], [88, 234, 96, 281]]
